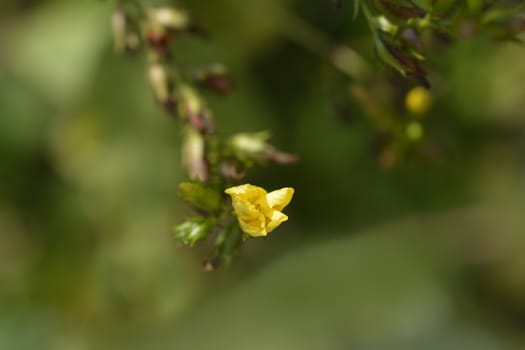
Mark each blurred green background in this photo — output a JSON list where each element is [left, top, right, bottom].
[[1, 0, 525, 349]]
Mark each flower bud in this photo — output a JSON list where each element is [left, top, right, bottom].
[[229, 132, 297, 165], [179, 86, 214, 133], [174, 218, 213, 246], [147, 29, 174, 52], [148, 63, 176, 112], [148, 7, 191, 32], [377, 36, 429, 87], [405, 87, 432, 116], [405, 121, 424, 141], [230, 132, 270, 160], [111, 9, 141, 53], [196, 65, 233, 95], [183, 129, 209, 182], [202, 257, 221, 272]]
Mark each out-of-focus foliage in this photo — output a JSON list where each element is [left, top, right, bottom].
[[1, 0, 525, 349]]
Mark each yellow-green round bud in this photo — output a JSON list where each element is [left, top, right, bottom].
[[405, 87, 432, 117]]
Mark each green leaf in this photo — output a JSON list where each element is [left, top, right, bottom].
[[179, 181, 222, 212], [374, 36, 407, 77]]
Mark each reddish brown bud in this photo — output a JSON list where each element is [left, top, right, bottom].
[[178, 86, 215, 134], [199, 73, 234, 95], [378, 0, 426, 20], [147, 29, 174, 51], [383, 39, 429, 88]]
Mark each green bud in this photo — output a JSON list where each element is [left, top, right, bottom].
[[374, 15, 399, 35], [174, 218, 214, 246], [228, 131, 298, 166], [229, 131, 270, 165]]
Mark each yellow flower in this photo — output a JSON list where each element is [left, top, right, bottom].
[[225, 184, 294, 237]]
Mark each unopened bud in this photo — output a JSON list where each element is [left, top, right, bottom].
[[183, 129, 209, 182], [148, 7, 191, 32], [405, 121, 424, 141], [174, 218, 213, 246], [229, 132, 297, 165], [202, 257, 221, 272], [196, 65, 233, 95], [147, 29, 174, 52], [405, 87, 432, 116], [230, 131, 270, 161], [112, 9, 141, 53], [379, 37, 429, 87], [148, 63, 176, 112], [179, 86, 214, 133]]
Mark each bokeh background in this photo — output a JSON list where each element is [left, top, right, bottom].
[[1, 0, 525, 349]]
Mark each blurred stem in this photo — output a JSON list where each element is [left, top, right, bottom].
[[276, 9, 371, 80], [277, 6, 397, 130], [277, 9, 332, 57]]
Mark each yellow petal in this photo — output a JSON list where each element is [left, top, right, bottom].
[[225, 184, 267, 203], [226, 184, 271, 218], [238, 214, 267, 237], [266, 187, 294, 211], [266, 210, 288, 233], [230, 196, 259, 222]]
